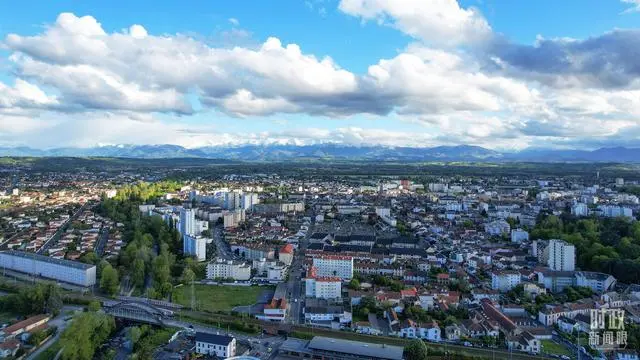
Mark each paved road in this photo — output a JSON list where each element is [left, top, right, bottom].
[[553, 334, 593, 360], [38, 202, 89, 255], [26, 305, 84, 360], [94, 226, 109, 256], [213, 225, 234, 260], [286, 216, 314, 325]]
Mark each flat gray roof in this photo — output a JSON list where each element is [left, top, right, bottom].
[[308, 336, 404, 360], [1, 250, 95, 270]]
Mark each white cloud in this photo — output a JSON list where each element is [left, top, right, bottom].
[[128, 24, 148, 39], [621, 0, 640, 13], [0, 79, 58, 112], [2, 10, 640, 150], [4, 13, 358, 116], [338, 0, 491, 46], [228, 17, 240, 26]]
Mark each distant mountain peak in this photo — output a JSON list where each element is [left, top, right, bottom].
[[0, 144, 639, 162]]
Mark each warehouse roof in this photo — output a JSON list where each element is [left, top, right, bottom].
[[308, 336, 403, 360]]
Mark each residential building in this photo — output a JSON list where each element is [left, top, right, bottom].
[[206, 258, 251, 281], [575, 271, 616, 293], [506, 331, 540, 354], [223, 209, 246, 228], [179, 208, 197, 236], [491, 271, 521, 291], [305, 267, 342, 299], [484, 219, 511, 236], [511, 228, 529, 243], [0, 251, 96, 287], [571, 203, 589, 217], [258, 298, 287, 322], [598, 205, 633, 219], [312, 255, 353, 280], [545, 239, 575, 271], [267, 263, 288, 281], [194, 332, 236, 358], [536, 269, 575, 293], [0, 314, 50, 340], [183, 235, 207, 261], [279, 244, 294, 266]]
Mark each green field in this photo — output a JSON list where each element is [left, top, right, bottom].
[[172, 284, 271, 312], [541, 339, 572, 357]]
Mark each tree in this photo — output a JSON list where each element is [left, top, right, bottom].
[[44, 284, 63, 316], [79, 251, 99, 265], [181, 267, 196, 285], [88, 301, 101, 312], [60, 312, 115, 360], [348, 278, 360, 290], [128, 326, 142, 346], [132, 258, 146, 289], [100, 264, 120, 297], [405, 339, 428, 360]]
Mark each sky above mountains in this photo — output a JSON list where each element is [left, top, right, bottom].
[[1, 0, 639, 150]]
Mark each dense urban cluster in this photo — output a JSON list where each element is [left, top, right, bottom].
[[0, 161, 639, 360]]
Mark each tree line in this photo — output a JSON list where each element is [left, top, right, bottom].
[[531, 212, 640, 283]]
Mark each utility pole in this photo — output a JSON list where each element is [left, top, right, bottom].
[[190, 279, 195, 310]]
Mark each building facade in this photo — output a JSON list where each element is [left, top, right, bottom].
[[0, 251, 96, 287], [206, 258, 251, 281]]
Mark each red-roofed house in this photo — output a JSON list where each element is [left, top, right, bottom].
[[279, 244, 294, 266], [0, 314, 50, 340], [257, 298, 288, 322], [401, 287, 418, 299]]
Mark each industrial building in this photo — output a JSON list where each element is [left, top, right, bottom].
[[279, 336, 404, 360]]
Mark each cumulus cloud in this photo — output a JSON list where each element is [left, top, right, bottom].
[[488, 30, 640, 89], [338, 0, 491, 46], [4, 13, 359, 117], [2, 7, 640, 150]]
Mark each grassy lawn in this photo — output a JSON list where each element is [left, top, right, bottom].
[[541, 339, 572, 357], [172, 284, 271, 312]]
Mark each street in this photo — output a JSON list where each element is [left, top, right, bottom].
[[38, 202, 90, 255], [94, 225, 109, 256], [212, 225, 234, 260], [286, 215, 313, 325]]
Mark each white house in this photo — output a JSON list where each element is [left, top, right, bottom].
[[195, 332, 236, 358]]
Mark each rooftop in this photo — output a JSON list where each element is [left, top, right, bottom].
[[308, 336, 404, 360], [0, 250, 95, 270], [194, 332, 234, 346]]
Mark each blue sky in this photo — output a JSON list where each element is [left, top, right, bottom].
[[0, 0, 639, 150]]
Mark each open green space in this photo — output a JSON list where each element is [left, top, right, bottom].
[[541, 339, 572, 357], [172, 284, 271, 312]]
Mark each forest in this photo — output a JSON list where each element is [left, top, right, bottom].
[[531, 212, 640, 284]]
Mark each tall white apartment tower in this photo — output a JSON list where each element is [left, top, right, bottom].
[[179, 208, 197, 236], [545, 239, 576, 271]]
